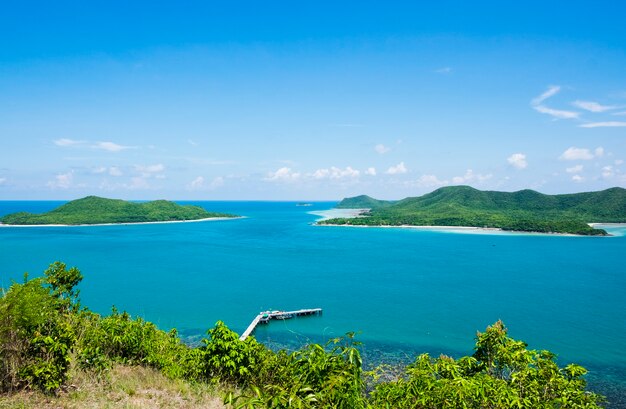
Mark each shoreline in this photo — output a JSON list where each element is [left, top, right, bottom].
[[312, 208, 621, 237], [0, 216, 243, 228], [315, 220, 623, 237], [315, 222, 587, 236]]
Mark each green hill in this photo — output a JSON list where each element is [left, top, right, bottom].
[[335, 195, 394, 209], [321, 186, 626, 235], [0, 196, 236, 225]]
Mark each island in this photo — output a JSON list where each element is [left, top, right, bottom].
[[319, 186, 626, 236], [0, 196, 237, 225]]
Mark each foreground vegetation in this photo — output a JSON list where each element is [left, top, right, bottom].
[[1, 262, 605, 408], [0, 364, 226, 409], [322, 186, 626, 235], [0, 196, 236, 225]]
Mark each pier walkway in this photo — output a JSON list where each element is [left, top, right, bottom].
[[239, 308, 322, 341]]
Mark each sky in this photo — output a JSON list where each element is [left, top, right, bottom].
[[1, 1, 626, 200]]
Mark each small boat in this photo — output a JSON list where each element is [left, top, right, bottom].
[[275, 313, 293, 320], [296, 203, 313, 207]]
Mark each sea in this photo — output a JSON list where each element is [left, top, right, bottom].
[[1, 200, 625, 406]]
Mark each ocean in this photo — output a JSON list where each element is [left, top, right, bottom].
[[1, 200, 625, 405]]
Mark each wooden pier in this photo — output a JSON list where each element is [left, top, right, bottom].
[[239, 308, 322, 341]]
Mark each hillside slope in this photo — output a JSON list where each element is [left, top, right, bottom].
[[0, 196, 236, 225], [322, 186, 626, 235]]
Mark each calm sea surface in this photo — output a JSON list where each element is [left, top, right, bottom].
[[1, 201, 625, 405]]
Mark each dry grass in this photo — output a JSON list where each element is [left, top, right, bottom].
[[0, 365, 228, 409]]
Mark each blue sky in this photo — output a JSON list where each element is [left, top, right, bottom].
[[1, 1, 626, 200]]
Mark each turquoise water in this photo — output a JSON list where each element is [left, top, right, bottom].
[[1, 201, 625, 405]]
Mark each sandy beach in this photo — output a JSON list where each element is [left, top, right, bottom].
[[0, 216, 242, 228]]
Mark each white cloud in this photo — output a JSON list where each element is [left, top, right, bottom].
[[566, 165, 584, 174], [189, 176, 205, 190], [572, 174, 584, 182], [435, 67, 452, 74], [54, 138, 84, 147], [135, 163, 165, 176], [188, 139, 198, 146], [386, 162, 407, 175], [613, 111, 626, 116], [571, 100, 618, 113], [188, 176, 224, 191], [532, 105, 580, 119], [616, 159, 624, 165], [531, 86, 580, 120], [451, 169, 492, 184], [579, 121, 626, 128], [374, 144, 391, 154], [0, 177, 6, 185], [595, 147, 604, 157], [602, 166, 614, 179], [416, 174, 448, 187], [365, 167, 377, 176], [54, 138, 134, 152], [264, 167, 301, 182], [532, 85, 561, 105], [507, 153, 527, 169], [311, 166, 360, 180], [94, 141, 132, 152], [559, 147, 603, 161], [47, 171, 73, 189], [94, 166, 123, 176], [210, 176, 225, 189]]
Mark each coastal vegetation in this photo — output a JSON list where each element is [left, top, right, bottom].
[[321, 186, 626, 235], [0, 196, 236, 225], [0, 262, 605, 408]]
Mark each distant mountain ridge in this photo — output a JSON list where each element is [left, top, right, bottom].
[[326, 186, 626, 235], [0, 196, 236, 225]]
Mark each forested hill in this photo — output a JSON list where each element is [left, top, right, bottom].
[[322, 186, 626, 235], [335, 195, 394, 209], [0, 196, 236, 225]]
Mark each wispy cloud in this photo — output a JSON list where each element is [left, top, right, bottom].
[[559, 147, 603, 161], [0, 177, 6, 185], [435, 67, 452, 74], [531, 86, 580, 120], [571, 100, 618, 113], [374, 144, 391, 154], [365, 167, 377, 176], [54, 138, 84, 147], [579, 121, 626, 128], [613, 111, 626, 116], [94, 141, 132, 152], [532, 105, 580, 119], [54, 138, 135, 152], [386, 162, 407, 175], [507, 153, 528, 170]]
